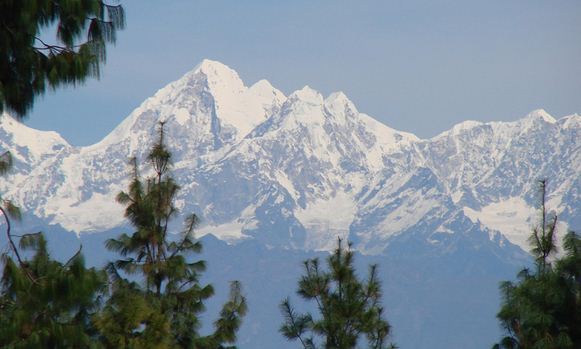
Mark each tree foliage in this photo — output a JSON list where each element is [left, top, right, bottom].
[[0, 0, 125, 118], [100, 122, 247, 349], [0, 233, 106, 349], [280, 238, 396, 349], [493, 180, 581, 349]]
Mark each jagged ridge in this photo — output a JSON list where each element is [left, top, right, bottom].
[[1, 60, 579, 253]]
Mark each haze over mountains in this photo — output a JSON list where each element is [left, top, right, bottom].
[[1, 59, 578, 254]]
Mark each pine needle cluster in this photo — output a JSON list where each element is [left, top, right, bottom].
[[280, 239, 397, 349], [0, 0, 126, 117]]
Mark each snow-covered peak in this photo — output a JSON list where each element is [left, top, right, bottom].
[[432, 120, 483, 140], [0, 114, 69, 145], [186, 60, 285, 138], [320, 92, 362, 128], [193, 59, 243, 83], [325, 92, 357, 115], [452, 120, 483, 132], [431, 109, 559, 142], [288, 86, 324, 105], [143, 59, 245, 107], [190, 59, 245, 93], [2, 57, 578, 256], [522, 109, 556, 124], [97, 60, 287, 150], [266, 86, 327, 130], [506, 109, 557, 135], [249, 79, 283, 97], [326, 91, 349, 103], [195, 58, 235, 73], [0, 113, 70, 162], [248, 79, 287, 108]]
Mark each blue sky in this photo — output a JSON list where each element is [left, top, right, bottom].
[[24, 0, 581, 145]]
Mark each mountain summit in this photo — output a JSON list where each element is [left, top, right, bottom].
[[1, 60, 579, 253]]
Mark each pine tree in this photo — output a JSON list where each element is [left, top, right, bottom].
[[493, 180, 581, 349], [280, 238, 397, 349], [1, 3, 125, 346], [0, 0, 125, 118], [0, 150, 106, 348], [99, 122, 247, 349], [0, 234, 106, 349]]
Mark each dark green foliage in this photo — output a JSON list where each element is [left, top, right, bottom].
[[280, 238, 396, 349], [0, 151, 12, 175], [493, 180, 581, 349], [0, 233, 107, 349], [95, 280, 172, 349], [101, 122, 247, 349], [0, 0, 125, 117], [1, 8, 124, 343]]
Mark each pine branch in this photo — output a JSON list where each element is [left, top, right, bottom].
[[280, 298, 313, 349], [1, 206, 22, 265], [63, 244, 83, 267]]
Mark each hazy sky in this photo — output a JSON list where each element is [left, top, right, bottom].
[[24, 0, 581, 146]]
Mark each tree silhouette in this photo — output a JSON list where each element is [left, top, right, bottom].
[[100, 122, 247, 349], [281, 238, 396, 349], [493, 180, 581, 349], [1, 0, 125, 117]]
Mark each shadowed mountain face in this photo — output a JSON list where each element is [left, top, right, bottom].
[[0, 60, 578, 348]]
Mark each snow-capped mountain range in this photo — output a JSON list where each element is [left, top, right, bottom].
[[1, 59, 579, 254]]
